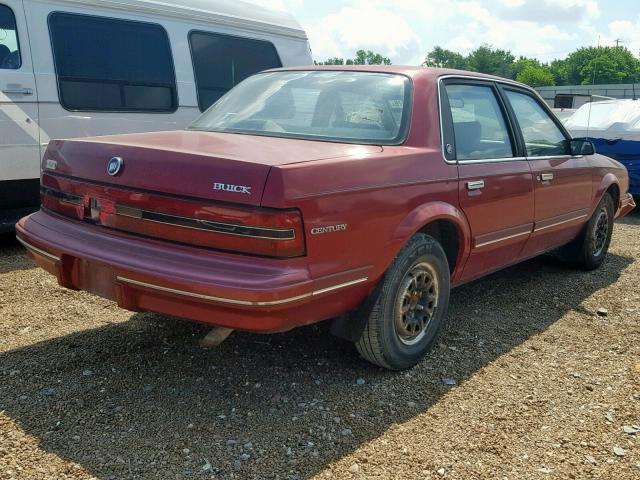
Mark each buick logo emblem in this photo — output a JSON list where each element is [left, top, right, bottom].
[[107, 157, 123, 176]]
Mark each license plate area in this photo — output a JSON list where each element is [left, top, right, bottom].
[[71, 258, 117, 300]]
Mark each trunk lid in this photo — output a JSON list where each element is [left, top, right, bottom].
[[44, 130, 382, 206]]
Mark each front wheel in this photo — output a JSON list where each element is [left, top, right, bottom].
[[558, 193, 615, 270], [355, 234, 450, 370]]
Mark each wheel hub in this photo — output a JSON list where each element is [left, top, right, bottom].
[[394, 262, 439, 345], [592, 208, 609, 257]]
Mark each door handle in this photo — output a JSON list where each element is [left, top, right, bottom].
[[467, 180, 485, 190], [539, 173, 554, 182], [2, 87, 33, 95]]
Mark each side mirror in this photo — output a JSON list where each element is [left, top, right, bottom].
[[569, 138, 595, 156]]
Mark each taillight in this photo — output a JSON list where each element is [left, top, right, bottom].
[[40, 175, 305, 258]]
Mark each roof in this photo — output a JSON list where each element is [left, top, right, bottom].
[[56, 0, 307, 39], [268, 65, 529, 85]]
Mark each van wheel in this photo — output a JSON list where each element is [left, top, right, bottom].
[[558, 193, 615, 270], [355, 234, 450, 370]]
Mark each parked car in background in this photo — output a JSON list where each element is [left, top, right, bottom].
[[551, 108, 576, 123], [16, 66, 635, 370], [565, 99, 640, 197], [0, 0, 311, 231]]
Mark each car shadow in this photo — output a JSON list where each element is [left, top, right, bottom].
[[0, 252, 634, 479], [0, 233, 36, 274]]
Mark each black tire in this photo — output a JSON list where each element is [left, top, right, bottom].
[[558, 193, 615, 270], [355, 233, 450, 370]]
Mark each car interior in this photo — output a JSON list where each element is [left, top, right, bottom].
[[0, 8, 20, 69]]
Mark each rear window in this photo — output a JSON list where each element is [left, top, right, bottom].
[[49, 13, 177, 112], [189, 71, 411, 145], [189, 31, 282, 111]]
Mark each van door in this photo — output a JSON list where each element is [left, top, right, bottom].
[[440, 79, 535, 282], [0, 0, 40, 214]]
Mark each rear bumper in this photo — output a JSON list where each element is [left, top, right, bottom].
[[15, 210, 372, 332], [617, 193, 636, 219]]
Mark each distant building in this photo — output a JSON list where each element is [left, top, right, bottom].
[[537, 84, 639, 108]]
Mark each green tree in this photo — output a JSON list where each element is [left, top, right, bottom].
[[512, 57, 542, 77], [466, 44, 515, 78], [423, 46, 467, 69], [516, 65, 555, 87], [315, 57, 345, 65], [316, 50, 391, 66], [564, 46, 640, 85], [549, 58, 569, 86], [351, 49, 392, 65]]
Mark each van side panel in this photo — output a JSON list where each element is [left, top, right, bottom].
[[0, 0, 41, 229]]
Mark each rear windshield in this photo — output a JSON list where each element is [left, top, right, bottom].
[[189, 71, 412, 145]]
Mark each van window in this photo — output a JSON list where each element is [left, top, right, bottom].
[[0, 4, 21, 69], [189, 31, 282, 111], [49, 13, 177, 112]]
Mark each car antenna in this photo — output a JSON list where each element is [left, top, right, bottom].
[[586, 36, 600, 140]]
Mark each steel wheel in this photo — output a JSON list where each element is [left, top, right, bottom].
[[592, 207, 609, 257], [394, 262, 439, 346]]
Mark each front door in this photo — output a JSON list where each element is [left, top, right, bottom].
[[0, 0, 40, 212], [501, 88, 593, 257], [440, 80, 535, 283]]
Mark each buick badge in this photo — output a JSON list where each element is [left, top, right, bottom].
[[108, 157, 123, 176]]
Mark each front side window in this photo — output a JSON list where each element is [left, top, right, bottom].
[[189, 31, 282, 111], [445, 84, 513, 161], [0, 4, 21, 69], [505, 90, 568, 157], [49, 13, 177, 112], [190, 71, 411, 145]]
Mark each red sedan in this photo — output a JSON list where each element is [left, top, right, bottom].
[[16, 66, 635, 370]]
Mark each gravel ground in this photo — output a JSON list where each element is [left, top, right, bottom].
[[1, 211, 639, 480]]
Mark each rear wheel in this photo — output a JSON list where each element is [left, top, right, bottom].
[[356, 234, 450, 370], [558, 193, 615, 270]]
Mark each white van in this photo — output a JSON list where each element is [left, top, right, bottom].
[[0, 0, 312, 230]]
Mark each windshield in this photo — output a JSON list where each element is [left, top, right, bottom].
[[189, 71, 412, 145]]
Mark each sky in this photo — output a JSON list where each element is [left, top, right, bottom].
[[253, 0, 640, 65]]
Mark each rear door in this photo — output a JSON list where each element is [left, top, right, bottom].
[[501, 87, 592, 256], [440, 79, 534, 282], [0, 0, 40, 207]]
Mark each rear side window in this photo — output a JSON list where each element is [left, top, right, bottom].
[[504, 90, 569, 157], [0, 4, 21, 69], [445, 84, 514, 161], [189, 31, 282, 111], [49, 13, 177, 112]]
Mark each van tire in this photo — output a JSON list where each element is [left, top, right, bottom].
[[558, 193, 615, 270], [355, 234, 450, 370]]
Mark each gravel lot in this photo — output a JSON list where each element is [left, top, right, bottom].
[[1, 210, 639, 480]]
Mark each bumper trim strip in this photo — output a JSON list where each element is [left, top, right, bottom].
[[116, 275, 369, 307], [16, 236, 61, 262], [534, 214, 588, 233]]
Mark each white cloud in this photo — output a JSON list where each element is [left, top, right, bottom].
[[305, 1, 423, 64], [252, 1, 639, 65]]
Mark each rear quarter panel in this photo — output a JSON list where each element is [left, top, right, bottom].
[[262, 148, 460, 288], [589, 153, 629, 212]]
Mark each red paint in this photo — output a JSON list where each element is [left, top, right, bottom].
[[16, 66, 635, 333]]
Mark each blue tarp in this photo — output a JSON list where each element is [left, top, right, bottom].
[[590, 138, 640, 196]]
